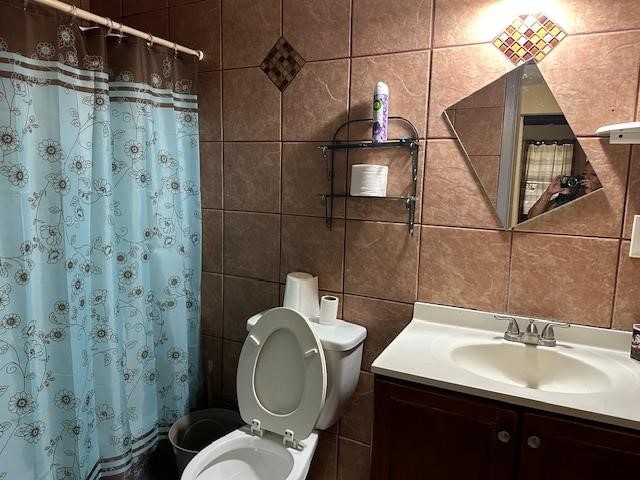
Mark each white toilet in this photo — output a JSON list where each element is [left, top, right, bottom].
[[181, 307, 367, 480]]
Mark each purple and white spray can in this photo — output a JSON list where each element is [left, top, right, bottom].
[[632, 324, 640, 361], [372, 81, 389, 143]]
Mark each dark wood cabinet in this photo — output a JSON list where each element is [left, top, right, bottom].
[[372, 377, 640, 480], [518, 412, 640, 480], [371, 378, 518, 480]]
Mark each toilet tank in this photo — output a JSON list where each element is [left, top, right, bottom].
[[246, 312, 367, 430]]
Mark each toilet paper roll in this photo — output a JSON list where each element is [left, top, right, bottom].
[[350, 164, 388, 197], [283, 272, 320, 319], [319, 295, 339, 325]]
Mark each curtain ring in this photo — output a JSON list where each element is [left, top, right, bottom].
[[146, 33, 154, 48], [105, 17, 113, 36], [173, 42, 178, 59], [68, 5, 78, 26], [23, 0, 29, 11], [117, 21, 124, 43]]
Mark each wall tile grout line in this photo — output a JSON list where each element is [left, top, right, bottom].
[[340, 0, 356, 318], [505, 229, 516, 314], [414, 1, 437, 301], [278, 0, 284, 301], [204, 206, 627, 241], [218, 0, 226, 343], [217, 270, 416, 309], [338, 19, 351, 452], [191, 26, 640, 74], [430, 26, 640, 52], [221, 138, 429, 144], [608, 238, 624, 329], [608, 142, 635, 328]]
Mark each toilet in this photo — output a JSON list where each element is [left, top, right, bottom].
[[181, 307, 367, 480]]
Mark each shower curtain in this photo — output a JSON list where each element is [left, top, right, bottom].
[[0, 3, 201, 479], [522, 142, 574, 215]]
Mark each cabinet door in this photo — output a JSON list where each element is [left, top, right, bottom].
[[518, 412, 640, 480], [371, 378, 518, 480]]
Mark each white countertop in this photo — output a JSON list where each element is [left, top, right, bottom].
[[371, 303, 640, 431]]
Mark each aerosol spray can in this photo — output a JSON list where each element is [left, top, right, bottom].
[[632, 324, 640, 361], [372, 81, 389, 143]]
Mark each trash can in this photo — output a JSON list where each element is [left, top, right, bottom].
[[169, 408, 244, 476]]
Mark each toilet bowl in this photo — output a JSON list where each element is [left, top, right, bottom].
[[181, 427, 318, 480], [181, 307, 366, 480]]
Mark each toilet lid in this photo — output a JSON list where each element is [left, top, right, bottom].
[[237, 307, 327, 441]]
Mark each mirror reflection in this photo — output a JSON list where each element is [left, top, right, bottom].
[[444, 62, 602, 229]]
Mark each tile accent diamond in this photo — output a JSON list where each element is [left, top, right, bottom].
[[493, 13, 566, 66], [260, 37, 305, 92]]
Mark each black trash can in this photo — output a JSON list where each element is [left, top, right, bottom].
[[168, 408, 244, 476]]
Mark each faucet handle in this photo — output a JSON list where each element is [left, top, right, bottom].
[[540, 321, 570, 347], [525, 319, 539, 335], [494, 315, 521, 342]]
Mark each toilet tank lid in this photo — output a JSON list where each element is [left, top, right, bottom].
[[247, 310, 367, 352]]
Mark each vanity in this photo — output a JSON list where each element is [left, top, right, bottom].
[[370, 303, 640, 479]]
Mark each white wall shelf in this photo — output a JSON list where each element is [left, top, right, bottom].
[[595, 122, 640, 144]]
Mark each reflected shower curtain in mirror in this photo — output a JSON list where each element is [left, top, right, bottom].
[[522, 142, 574, 215], [0, 3, 201, 479]]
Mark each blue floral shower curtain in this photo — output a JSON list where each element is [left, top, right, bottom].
[[0, 3, 201, 479]]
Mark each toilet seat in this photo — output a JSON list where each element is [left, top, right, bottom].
[[236, 307, 327, 446], [181, 427, 319, 480]]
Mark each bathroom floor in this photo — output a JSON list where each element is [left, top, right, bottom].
[[138, 442, 180, 480]]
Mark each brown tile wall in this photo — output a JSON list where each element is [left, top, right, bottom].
[[92, 1, 640, 478]]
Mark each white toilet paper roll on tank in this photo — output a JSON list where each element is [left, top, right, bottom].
[[319, 295, 339, 325]]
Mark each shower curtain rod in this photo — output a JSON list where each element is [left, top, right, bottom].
[[24, 0, 204, 60]]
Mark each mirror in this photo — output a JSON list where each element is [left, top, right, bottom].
[[444, 62, 602, 229]]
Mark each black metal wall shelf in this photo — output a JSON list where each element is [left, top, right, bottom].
[[319, 117, 420, 234], [320, 139, 417, 150]]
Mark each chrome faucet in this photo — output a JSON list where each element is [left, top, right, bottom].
[[494, 315, 570, 347]]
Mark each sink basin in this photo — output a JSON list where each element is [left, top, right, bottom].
[[451, 343, 612, 394], [371, 303, 640, 430]]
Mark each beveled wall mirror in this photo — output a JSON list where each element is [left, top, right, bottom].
[[444, 62, 602, 229]]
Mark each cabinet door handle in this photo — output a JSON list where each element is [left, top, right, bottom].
[[527, 435, 541, 449], [497, 430, 511, 443]]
